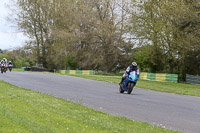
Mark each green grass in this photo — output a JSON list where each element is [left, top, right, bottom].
[[136, 80, 200, 96], [63, 74, 200, 97], [0, 81, 178, 133], [12, 68, 24, 72]]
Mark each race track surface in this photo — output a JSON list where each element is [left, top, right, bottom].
[[0, 72, 200, 133]]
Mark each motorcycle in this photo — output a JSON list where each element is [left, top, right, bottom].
[[8, 64, 12, 72], [119, 71, 139, 94], [1, 64, 6, 74]]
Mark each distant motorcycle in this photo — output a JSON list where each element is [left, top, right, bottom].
[[8, 64, 12, 72], [119, 71, 139, 94], [1, 64, 6, 74]]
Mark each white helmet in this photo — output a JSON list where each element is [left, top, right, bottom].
[[132, 62, 137, 67]]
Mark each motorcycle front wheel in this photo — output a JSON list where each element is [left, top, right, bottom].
[[1, 67, 4, 74], [127, 82, 135, 94]]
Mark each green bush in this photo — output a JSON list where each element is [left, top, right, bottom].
[[65, 55, 79, 69]]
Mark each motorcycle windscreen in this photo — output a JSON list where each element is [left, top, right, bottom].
[[130, 71, 136, 80]]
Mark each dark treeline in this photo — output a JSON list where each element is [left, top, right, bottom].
[[5, 0, 200, 81]]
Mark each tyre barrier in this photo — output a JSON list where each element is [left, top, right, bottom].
[[59, 70, 94, 75], [186, 74, 200, 84], [22, 67, 54, 72], [140, 72, 178, 83]]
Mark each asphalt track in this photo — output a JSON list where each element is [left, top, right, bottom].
[[0, 72, 200, 133]]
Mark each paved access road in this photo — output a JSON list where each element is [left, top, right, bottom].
[[0, 72, 200, 133]]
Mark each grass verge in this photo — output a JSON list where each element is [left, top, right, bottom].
[[12, 68, 23, 72], [64, 74, 200, 97], [0, 81, 178, 133]]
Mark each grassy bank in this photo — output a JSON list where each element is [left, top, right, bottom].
[[64, 74, 200, 97], [0, 81, 178, 133]]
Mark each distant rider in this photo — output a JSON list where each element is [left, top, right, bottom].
[[0, 58, 7, 73], [8, 61, 12, 67], [2, 58, 7, 65], [119, 62, 139, 85], [8, 61, 13, 72]]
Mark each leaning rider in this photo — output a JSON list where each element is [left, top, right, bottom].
[[119, 62, 139, 85]]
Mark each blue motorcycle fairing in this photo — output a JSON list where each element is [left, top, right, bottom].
[[122, 71, 139, 91]]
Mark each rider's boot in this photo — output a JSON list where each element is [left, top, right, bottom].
[[119, 80, 122, 85], [119, 77, 125, 85]]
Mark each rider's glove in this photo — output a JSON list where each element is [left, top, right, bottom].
[[125, 73, 129, 77]]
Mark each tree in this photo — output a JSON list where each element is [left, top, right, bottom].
[[0, 49, 3, 53], [130, 0, 166, 72], [9, 0, 133, 72], [74, 0, 132, 72], [130, 0, 200, 80], [13, 0, 54, 67]]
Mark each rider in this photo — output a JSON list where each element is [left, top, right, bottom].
[[3, 58, 8, 68], [119, 62, 139, 85], [8, 61, 12, 65], [2, 58, 7, 65], [8, 61, 12, 68], [8, 61, 13, 72]]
